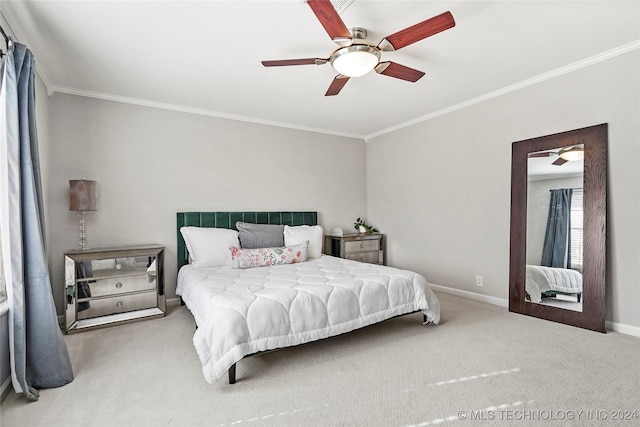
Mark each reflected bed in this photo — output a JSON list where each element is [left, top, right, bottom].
[[525, 264, 582, 303]]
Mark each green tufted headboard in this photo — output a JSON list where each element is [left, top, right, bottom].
[[176, 211, 318, 270]]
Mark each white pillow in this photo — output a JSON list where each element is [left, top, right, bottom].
[[180, 227, 240, 267], [284, 225, 324, 259]]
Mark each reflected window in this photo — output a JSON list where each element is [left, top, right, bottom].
[[570, 190, 584, 270]]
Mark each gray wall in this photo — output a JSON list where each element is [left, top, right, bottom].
[[367, 50, 640, 328], [43, 94, 368, 314]]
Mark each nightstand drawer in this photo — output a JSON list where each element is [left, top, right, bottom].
[[345, 239, 380, 253], [346, 251, 380, 264], [77, 291, 157, 320], [83, 274, 156, 297]]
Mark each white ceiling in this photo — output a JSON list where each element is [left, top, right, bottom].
[[2, 1, 639, 140], [528, 156, 583, 179]]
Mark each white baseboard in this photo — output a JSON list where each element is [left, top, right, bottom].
[[430, 283, 640, 338], [429, 283, 508, 308], [605, 321, 640, 338], [57, 298, 183, 327], [1, 376, 12, 403], [0, 300, 9, 316], [55, 288, 638, 337], [166, 297, 181, 307]]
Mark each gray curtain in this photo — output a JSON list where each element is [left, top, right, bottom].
[[540, 188, 573, 268], [1, 41, 73, 401]]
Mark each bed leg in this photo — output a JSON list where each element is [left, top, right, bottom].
[[228, 363, 236, 384], [422, 314, 431, 325]]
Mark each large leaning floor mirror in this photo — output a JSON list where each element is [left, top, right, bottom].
[[509, 124, 607, 332]]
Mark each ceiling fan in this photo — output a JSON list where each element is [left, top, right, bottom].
[[261, 0, 456, 96], [528, 146, 584, 166]]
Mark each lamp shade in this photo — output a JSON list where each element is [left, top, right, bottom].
[[69, 179, 98, 211]]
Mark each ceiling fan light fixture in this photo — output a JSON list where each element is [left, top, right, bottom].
[[330, 44, 380, 77], [559, 146, 585, 162]]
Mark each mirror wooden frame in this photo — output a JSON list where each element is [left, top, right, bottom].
[[509, 123, 607, 332]]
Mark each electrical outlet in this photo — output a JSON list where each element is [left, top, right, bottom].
[[476, 275, 483, 287]]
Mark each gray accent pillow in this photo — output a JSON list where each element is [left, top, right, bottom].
[[236, 221, 285, 249]]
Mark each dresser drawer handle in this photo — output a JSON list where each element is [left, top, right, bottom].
[[115, 282, 123, 289], [116, 301, 123, 308], [360, 256, 366, 261], [359, 243, 365, 248]]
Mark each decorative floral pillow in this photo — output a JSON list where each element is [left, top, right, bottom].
[[229, 241, 309, 269]]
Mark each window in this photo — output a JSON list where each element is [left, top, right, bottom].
[[0, 103, 4, 304], [0, 221, 5, 303], [570, 190, 583, 270]]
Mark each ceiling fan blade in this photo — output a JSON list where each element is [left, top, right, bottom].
[[262, 58, 327, 67], [529, 151, 554, 158], [377, 11, 455, 51], [374, 62, 425, 82], [325, 75, 350, 96], [552, 157, 568, 166], [307, 0, 352, 45]]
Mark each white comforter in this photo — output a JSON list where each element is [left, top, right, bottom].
[[177, 255, 440, 383], [525, 264, 583, 303]]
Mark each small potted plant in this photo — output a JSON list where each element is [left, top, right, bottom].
[[354, 217, 378, 235]]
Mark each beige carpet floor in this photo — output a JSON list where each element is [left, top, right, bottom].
[[1, 292, 639, 427]]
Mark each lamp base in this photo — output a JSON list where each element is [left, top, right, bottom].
[[78, 211, 87, 250]]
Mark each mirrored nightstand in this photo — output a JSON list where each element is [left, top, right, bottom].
[[323, 234, 384, 265], [64, 245, 165, 333]]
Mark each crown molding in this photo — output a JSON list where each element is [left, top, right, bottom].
[[364, 39, 640, 142], [2, 3, 364, 140], [52, 38, 639, 143], [48, 85, 364, 140]]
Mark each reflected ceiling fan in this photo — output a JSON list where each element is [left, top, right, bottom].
[[528, 146, 584, 166], [261, 0, 455, 96]]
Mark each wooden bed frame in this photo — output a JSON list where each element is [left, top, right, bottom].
[[176, 211, 427, 384], [541, 290, 582, 303]]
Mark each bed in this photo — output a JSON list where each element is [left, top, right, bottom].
[[525, 264, 582, 303], [175, 211, 440, 384]]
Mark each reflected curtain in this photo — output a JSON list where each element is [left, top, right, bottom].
[[540, 188, 573, 268], [0, 41, 73, 401]]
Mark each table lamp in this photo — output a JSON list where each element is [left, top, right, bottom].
[[69, 179, 98, 250]]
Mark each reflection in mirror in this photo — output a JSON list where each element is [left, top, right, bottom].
[[509, 123, 607, 333], [526, 146, 584, 312]]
